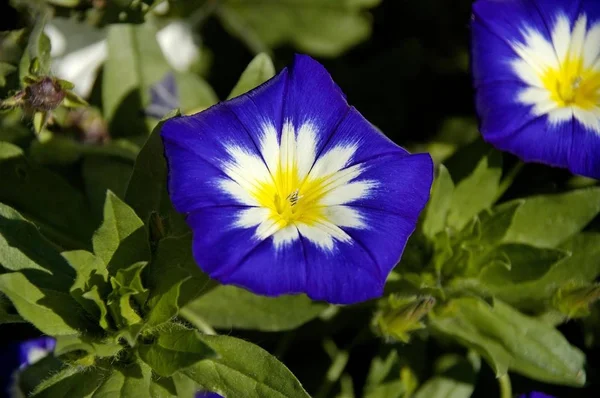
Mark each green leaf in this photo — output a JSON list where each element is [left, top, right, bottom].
[[106, 262, 149, 331], [479, 233, 600, 312], [503, 187, 600, 248], [218, 0, 380, 57], [16, 355, 64, 397], [228, 53, 276, 99], [0, 142, 95, 249], [0, 202, 75, 290], [430, 297, 586, 386], [477, 244, 568, 286], [477, 201, 523, 246], [54, 334, 122, 358], [82, 157, 133, 221], [29, 133, 138, 166], [138, 324, 216, 377], [184, 334, 311, 398], [447, 151, 502, 230], [93, 360, 152, 398], [423, 165, 454, 240], [0, 272, 90, 335], [148, 234, 214, 313], [0, 292, 24, 324], [62, 250, 110, 327], [19, 13, 51, 82], [31, 366, 107, 397], [175, 72, 219, 114], [0, 62, 16, 87], [103, 23, 170, 137], [413, 355, 478, 398], [92, 191, 150, 273], [82, 286, 111, 330], [185, 285, 327, 332], [125, 117, 189, 237]]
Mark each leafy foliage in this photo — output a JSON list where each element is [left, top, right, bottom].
[[1, 2, 600, 397]]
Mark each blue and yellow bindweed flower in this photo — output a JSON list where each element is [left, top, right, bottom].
[[472, 0, 600, 178], [162, 55, 433, 304]]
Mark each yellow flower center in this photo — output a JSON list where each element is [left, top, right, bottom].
[[251, 166, 329, 228], [541, 57, 600, 110]]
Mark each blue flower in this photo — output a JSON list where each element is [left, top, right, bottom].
[[196, 392, 223, 398], [146, 72, 179, 119], [162, 54, 433, 304], [519, 392, 555, 398], [471, 0, 600, 178], [0, 337, 55, 395]]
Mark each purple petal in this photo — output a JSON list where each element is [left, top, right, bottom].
[[146, 72, 180, 119], [196, 392, 223, 398], [18, 337, 55, 368], [471, 0, 600, 178], [518, 392, 555, 398], [162, 54, 433, 304]]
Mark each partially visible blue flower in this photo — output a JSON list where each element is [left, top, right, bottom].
[[471, 0, 600, 178], [17, 337, 55, 368], [519, 392, 555, 398], [196, 392, 223, 398], [146, 72, 179, 119], [0, 337, 55, 396], [162, 54, 434, 304]]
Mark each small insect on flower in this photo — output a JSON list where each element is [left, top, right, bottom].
[[162, 55, 433, 304], [471, 0, 600, 178]]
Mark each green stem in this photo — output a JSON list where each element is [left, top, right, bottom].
[[498, 374, 512, 398], [315, 347, 349, 398]]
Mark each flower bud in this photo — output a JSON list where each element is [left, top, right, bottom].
[[374, 295, 436, 343]]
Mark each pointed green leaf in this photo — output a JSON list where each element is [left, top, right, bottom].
[[503, 187, 600, 248], [447, 151, 502, 230], [92, 191, 150, 273], [185, 285, 327, 332], [54, 335, 122, 358], [62, 250, 110, 324], [478, 201, 523, 246], [113, 261, 149, 305], [481, 233, 600, 312], [0, 272, 91, 335], [30, 365, 107, 397], [124, 116, 189, 237], [478, 244, 568, 286], [0, 202, 75, 290], [184, 334, 310, 398], [93, 360, 152, 398], [138, 324, 216, 377], [148, 234, 214, 315], [1, 292, 24, 324], [103, 23, 170, 137], [430, 297, 585, 386], [82, 156, 134, 220], [0, 142, 95, 249], [19, 13, 51, 82], [81, 286, 111, 330], [228, 53, 276, 99], [413, 355, 478, 398], [423, 165, 454, 240], [218, 0, 380, 57]]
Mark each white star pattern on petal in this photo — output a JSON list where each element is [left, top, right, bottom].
[[218, 121, 376, 251], [511, 13, 600, 133]]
